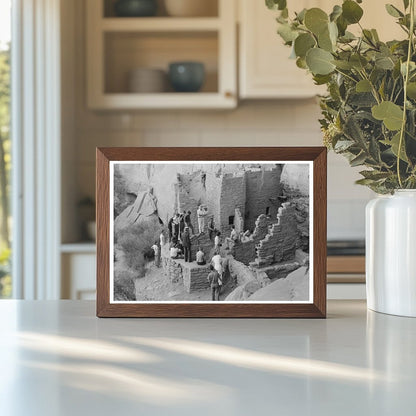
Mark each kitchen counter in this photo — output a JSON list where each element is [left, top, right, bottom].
[[0, 300, 415, 415]]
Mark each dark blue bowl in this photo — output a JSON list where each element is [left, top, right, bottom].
[[114, 0, 158, 17], [168, 62, 205, 93]]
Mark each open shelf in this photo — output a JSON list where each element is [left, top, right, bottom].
[[103, 0, 219, 18], [102, 17, 221, 32], [87, 0, 236, 109], [104, 31, 218, 94]]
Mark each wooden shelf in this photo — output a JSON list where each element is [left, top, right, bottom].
[[327, 256, 365, 274], [89, 92, 235, 110], [61, 242, 96, 254], [101, 17, 221, 32]]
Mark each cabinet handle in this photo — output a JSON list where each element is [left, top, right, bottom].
[[225, 91, 234, 99]]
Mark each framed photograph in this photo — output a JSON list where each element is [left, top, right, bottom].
[[96, 147, 327, 318]]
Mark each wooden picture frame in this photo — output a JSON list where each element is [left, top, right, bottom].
[[96, 147, 327, 318]]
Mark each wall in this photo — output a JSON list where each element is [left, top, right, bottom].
[[218, 173, 246, 234], [245, 167, 282, 230], [61, 0, 374, 243]]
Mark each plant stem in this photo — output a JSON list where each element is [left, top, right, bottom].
[[397, 0, 415, 188]]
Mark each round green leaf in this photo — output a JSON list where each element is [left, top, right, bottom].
[[294, 33, 316, 58], [375, 56, 395, 70], [333, 60, 353, 70], [350, 54, 368, 70], [407, 82, 416, 99], [296, 57, 307, 69], [356, 79, 372, 92], [306, 48, 335, 75], [342, 0, 364, 24], [318, 32, 332, 52], [371, 101, 404, 131], [304, 8, 329, 35]]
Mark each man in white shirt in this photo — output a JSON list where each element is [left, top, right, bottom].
[[214, 232, 221, 250], [197, 205, 208, 233], [196, 247, 206, 265], [211, 251, 223, 285], [151, 242, 160, 267], [170, 245, 179, 259]]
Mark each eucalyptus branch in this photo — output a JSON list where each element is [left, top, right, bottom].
[[397, 0, 415, 188], [334, 68, 358, 84]]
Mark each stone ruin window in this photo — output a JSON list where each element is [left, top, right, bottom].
[[228, 215, 235, 225], [266, 207, 270, 216]]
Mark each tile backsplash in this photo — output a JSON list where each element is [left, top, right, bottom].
[[72, 100, 373, 241]]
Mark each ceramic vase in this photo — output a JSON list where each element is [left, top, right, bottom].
[[366, 190, 416, 317]]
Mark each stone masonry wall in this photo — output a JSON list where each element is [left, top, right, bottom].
[[245, 166, 282, 231], [218, 173, 246, 235], [162, 257, 184, 284], [231, 240, 256, 265], [189, 232, 213, 261], [205, 172, 222, 231], [183, 263, 211, 293], [252, 203, 297, 268], [231, 214, 277, 265], [251, 214, 271, 243]]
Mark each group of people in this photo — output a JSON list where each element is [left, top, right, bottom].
[[167, 205, 211, 243], [151, 205, 251, 301]]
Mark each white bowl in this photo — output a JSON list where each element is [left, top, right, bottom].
[[164, 0, 218, 17], [128, 68, 167, 93]]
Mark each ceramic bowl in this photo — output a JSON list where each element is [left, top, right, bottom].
[[114, 0, 158, 17], [168, 62, 205, 92], [128, 68, 167, 93]]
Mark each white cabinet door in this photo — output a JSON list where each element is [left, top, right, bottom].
[[239, 0, 326, 99], [238, 0, 404, 99], [62, 253, 96, 300]]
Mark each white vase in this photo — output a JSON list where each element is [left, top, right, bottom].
[[366, 190, 416, 317]]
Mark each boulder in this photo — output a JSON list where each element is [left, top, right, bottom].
[[114, 190, 160, 234], [225, 286, 244, 301], [248, 267, 309, 301]]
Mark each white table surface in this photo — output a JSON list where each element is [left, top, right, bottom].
[[0, 300, 415, 416]]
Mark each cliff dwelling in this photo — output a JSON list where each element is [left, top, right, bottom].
[[113, 162, 310, 302]]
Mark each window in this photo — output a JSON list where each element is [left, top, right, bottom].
[[228, 215, 234, 225], [266, 206, 270, 215], [0, 0, 11, 298]]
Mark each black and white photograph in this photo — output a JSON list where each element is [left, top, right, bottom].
[[110, 161, 312, 303]]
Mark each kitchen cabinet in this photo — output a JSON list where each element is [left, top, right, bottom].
[[239, 0, 325, 99], [238, 0, 404, 99], [86, 0, 237, 109], [61, 244, 96, 300]]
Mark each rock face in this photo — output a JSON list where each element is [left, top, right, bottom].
[[248, 267, 309, 301], [114, 190, 160, 234], [281, 164, 309, 195], [228, 257, 257, 286], [253, 260, 300, 281]]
